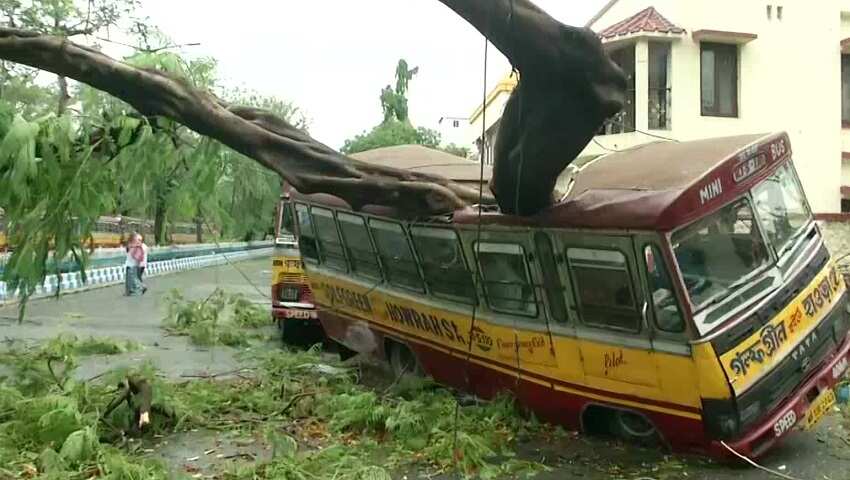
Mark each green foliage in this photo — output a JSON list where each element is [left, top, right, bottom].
[[443, 143, 471, 159], [341, 119, 441, 155], [0, 328, 550, 479], [162, 288, 270, 346]]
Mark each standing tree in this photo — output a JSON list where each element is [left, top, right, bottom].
[[342, 58, 442, 155]]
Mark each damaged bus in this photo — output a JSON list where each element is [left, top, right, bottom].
[[290, 135, 850, 457]]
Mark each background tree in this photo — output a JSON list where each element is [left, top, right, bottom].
[[341, 58, 442, 155]]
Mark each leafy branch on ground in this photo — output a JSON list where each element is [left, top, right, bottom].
[[0, 332, 551, 479], [161, 288, 270, 347]]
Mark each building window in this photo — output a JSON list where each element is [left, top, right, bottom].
[[410, 227, 476, 304], [337, 212, 381, 279], [700, 42, 738, 117], [452, 120, 460, 128], [476, 242, 538, 316], [369, 219, 423, 291], [601, 44, 636, 135], [648, 42, 672, 130], [841, 198, 850, 213], [567, 248, 640, 332], [842, 55, 850, 125]]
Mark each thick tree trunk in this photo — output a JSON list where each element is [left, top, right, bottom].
[[153, 197, 167, 245], [0, 27, 488, 217], [0, 0, 625, 217], [56, 74, 69, 115]]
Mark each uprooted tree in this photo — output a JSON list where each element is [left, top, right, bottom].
[[0, 0, 625, 218]]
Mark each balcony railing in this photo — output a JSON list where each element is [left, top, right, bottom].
[[599, 89, 635, 135]]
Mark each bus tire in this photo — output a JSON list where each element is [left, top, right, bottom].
[[609, 409, 660, 446], [387, 340, 423, 378]]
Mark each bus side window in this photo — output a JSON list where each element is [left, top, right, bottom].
[[311, 207, 347, 271], [476, 242, 537, 317], [369, 219, 424, 292], [281, 202, 295, 235], [644, 245, 685, 333], [338, 213, 382, 279], [410, 226, 476, 305], [294, 203, 319, 263], [567, 248, 640, 332]]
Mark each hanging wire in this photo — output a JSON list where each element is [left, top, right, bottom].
[[451, 22, 490, 462]]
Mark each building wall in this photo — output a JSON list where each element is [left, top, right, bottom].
[[586, 0, 844, 214]]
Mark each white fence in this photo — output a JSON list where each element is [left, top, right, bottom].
[[0, 247, 272, 304]]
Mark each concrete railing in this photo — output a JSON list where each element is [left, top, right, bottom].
[[0, 245, 272, 305]]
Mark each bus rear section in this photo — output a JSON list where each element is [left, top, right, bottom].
[[272, 195, 322, 345]]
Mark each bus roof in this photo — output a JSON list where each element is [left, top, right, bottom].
[[453, 131, 791, 231], [350, 145, 491, 185], [297, 132, 793, 232]]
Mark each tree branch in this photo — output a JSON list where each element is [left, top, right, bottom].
[[0, 27, 492, 216]]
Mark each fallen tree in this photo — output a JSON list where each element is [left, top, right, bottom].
[[0, 0, 625, 217]]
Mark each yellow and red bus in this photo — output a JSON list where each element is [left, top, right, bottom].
[[290, 137, 849, 458], [271, 190, 321, 345]]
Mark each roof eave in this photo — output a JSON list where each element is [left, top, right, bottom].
[[600, 30, 686, 46]]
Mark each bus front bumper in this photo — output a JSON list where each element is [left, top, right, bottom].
[[272, 303, 318, 321], [711, 332, 850, 458]]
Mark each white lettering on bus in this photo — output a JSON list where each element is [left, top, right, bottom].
[[699, 178, 723, 205]]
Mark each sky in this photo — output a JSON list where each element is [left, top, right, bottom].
[[135, 0, 608, 150]]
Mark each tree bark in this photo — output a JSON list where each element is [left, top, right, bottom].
[[56, 74, 69, 114], [0, 27, 490, 217], [153, 195, 167, 245]]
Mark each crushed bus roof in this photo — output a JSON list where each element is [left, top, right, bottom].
[[453, 132, 790, 231], [298, 133, 792, 232], [350, 145, 492, 185]]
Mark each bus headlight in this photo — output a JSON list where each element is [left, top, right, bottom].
[[702, 398, 740, 439], [833, 301, 850, 343]]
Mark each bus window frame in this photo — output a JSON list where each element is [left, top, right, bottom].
[[293, 202, 320, 265], [565, 243, 644, 334], [368, 218, 425, 293], [409, 225, 478, 306], [473, 240, 540, 318], [337, 211, 383, 281], [639, 241, 689, 336], [310, 206, 348, 272]]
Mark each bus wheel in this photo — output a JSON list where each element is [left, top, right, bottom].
[[388, 341, 423, 377], [280, 319, 305, 346], [610, 409, 660, 445]]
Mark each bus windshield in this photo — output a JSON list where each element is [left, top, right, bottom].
[[751, 162, 811, 257], [673, 162, 813, 333], [673, 198, 771, 311]]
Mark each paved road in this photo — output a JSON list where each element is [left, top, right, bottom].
[[0, 258, 273, 380], [1, 258, 849, 479]]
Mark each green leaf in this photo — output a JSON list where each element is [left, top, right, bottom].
[[58, 427, 98, 466]]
